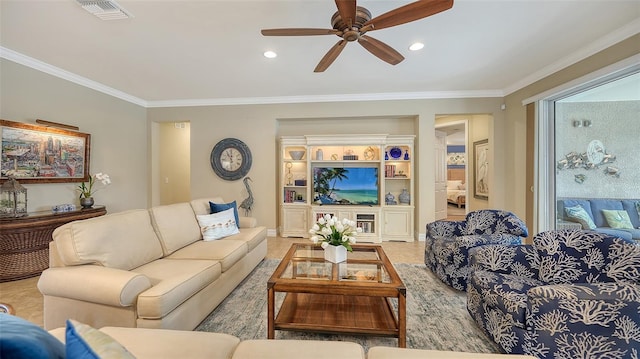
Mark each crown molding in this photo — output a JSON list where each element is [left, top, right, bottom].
[[0, 46, 148, 107], [144, 90, 504, 108], [503, 18, 640, 96]]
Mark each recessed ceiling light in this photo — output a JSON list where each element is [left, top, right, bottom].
[[263, 51, 277, 58], [409, 42, 424, 51]]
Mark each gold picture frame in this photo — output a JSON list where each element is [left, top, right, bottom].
[[473, 139, 489, 200], [1, 119, 91, 183]]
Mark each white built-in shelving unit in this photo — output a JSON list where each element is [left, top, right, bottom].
[[279, 134, 415, 242]]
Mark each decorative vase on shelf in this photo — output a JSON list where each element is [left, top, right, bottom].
[[384, 151, 389, 160], [385, 192, 397, 205], [404, 150, 410, 160], [398, 189, 410, 205], [316, 149, 323, 160], [80, 197, 94, 209], [324, 244, 347, 263]]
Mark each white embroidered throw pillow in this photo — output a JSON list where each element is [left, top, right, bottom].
[[196, 208, 239, 241]]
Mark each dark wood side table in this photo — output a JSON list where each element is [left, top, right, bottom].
[[0, 205, 107, 282]]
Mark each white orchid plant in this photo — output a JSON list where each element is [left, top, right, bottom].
[[77, 172, 111, 199], [309, 214, 362, 252]]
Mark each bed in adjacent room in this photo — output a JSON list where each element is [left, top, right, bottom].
[[447, 168, 466, 208]]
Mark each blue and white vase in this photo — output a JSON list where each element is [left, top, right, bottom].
[[398, 189, 410, 205]]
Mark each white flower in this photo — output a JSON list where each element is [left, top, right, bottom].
[[321, 242, 329, 249], [308, 214, 359, 252]]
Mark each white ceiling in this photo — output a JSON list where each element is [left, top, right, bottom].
[[1, 0, 639, 107]]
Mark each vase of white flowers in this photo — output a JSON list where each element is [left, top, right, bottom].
[[77, 173, 111, 208], [309, 214, 362, 263]]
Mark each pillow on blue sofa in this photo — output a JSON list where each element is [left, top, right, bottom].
[[0, 313, 65, 359], [565, 205, 596, 230], [210, 201, 240, 228], [65, 319, 134, 359], [602, 210, 634, 229]]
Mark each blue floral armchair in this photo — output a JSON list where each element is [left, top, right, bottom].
[[424, 209, 529, 291], [467, 230, 640, 358]]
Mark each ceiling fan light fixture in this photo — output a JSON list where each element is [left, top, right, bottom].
[[263, 51, 277, 59], [409, 42, 424, 51]]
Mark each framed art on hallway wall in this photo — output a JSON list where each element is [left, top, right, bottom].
[[473, 139, 489, 200], [0, 119, 91, 183]]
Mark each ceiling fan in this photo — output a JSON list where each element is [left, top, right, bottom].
[[261, 0, 454, 72]]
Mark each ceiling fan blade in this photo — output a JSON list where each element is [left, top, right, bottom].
[[314, 40, 347, 73], [364, 0, 453, 31], [335, 0, 356, 28], [261, 28, 338, 36], [357, 35, 404, 65]]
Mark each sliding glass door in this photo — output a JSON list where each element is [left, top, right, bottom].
[[553, 72, 640, 229]]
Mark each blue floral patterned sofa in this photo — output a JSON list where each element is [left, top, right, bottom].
[[424, 209, 529, 291], [467, 229, 640, 358]]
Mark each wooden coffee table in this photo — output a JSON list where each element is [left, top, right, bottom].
[[267, 243, 407, 347]]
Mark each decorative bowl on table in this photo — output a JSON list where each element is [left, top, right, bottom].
[[289, 151, 305, 160]]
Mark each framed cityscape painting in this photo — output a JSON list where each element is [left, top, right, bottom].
[[473, 139, 489, 200], [0, 119, 90, 183]]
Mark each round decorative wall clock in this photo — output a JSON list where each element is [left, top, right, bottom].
[[210, 138, 252, 181]]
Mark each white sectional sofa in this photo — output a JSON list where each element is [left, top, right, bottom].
[[37, 197, 267, 331]]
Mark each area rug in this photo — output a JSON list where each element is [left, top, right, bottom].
[[196, 259, 499, 353]]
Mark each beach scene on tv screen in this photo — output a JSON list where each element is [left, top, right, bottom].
[[313, 167, 378, 205]]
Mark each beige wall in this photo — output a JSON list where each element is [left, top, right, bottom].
[[0, 59, 148, 213], [148, 98, 505, 238], [158, 122, 191, 204]]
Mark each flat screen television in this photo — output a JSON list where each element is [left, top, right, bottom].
[[312, 167, 379, 205]]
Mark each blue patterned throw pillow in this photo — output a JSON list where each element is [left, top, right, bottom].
[[565, 205, 596, 229], [209, 201, 240, 228]]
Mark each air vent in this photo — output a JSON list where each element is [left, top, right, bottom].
[[76, 0, 133, 20]]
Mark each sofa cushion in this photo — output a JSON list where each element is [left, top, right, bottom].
[[564, 205, 596, 230], [65, 319, 134, 359], [190, 197, 225, 216], [99, 327, 240, 359], [196, 209, 240, 241], [0, 313, 65, 359], [589, 199, 624, 228], [54, 209, 163, 270], [622, 200, 640, 228], [602, 209, 634, 229], [231, 227, 268, 252], [167, 239, 248, 272], [231, 339, 365, 359], [133, 259, 221, 319], [149, 203, 202, 255], [50, 326, 241, 359], [593, 227, 633, 241], [617, 228, 640, 240]]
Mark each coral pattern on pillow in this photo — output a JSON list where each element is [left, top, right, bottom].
[[424, 209, 528, 291], [196, 208, 239, 241], [467, 229, 640, 359]]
